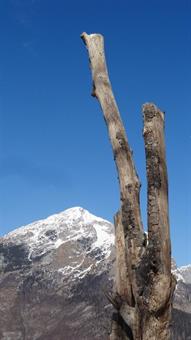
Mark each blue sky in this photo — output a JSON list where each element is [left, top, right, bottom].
[[0, 0, 190, 266]]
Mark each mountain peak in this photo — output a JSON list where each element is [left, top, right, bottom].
[[0, 208, 115, 339], [2, 207, 114, 264], [0, 209, 190, 339]]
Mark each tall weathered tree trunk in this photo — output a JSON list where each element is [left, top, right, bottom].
[[81, 32, 175, 340]]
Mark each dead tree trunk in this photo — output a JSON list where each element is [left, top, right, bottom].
[[81, 32, 175, 340]]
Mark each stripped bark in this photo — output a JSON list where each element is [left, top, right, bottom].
[[81, 32, 175, 339]]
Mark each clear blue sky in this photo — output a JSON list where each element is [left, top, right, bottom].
[[0, 0, 190, 266]]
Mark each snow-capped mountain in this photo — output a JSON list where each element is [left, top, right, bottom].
[[172, 261, 191, 317], [0, 207, 115, 340], [4, 207, 114, 256], [174, 264, 191, 284], [0, 207, 190, 339], [2, 207, 114, 280]]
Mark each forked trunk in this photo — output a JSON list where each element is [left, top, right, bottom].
[[81, 32, 175, 340]]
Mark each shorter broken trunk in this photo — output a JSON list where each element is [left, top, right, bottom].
[[139, 103, 176, 339], [81, 33, 175, 339]]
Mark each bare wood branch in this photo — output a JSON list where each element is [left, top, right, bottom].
[[81, 32, 144, 305], [81, 33, 175, 340], [140, 103, 175, 339], [114, 211, 132, 304], [142, 103, 171, 276], [110, 313, 133, 340]]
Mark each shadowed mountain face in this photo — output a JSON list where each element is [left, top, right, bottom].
[[0, 207, 190, 339]]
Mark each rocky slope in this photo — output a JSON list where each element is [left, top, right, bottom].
[[0, 207, 190, 339], [173, 262, 191, 317], [0, 207, 115, 340]]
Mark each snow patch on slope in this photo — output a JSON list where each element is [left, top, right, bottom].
[[3, 207, 114, 266], [177, 265, 191, 284], [173, 262, 191, 284]]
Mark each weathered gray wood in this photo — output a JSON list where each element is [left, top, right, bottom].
[[143, 103, 171, 274], [81, 32, 175, 340], [81, 32, 144, 307], [141, 103, 175, 339], [114, 211, 130, 302]]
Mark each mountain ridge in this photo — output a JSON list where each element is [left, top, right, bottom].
[[0, 207, 190, 339]]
